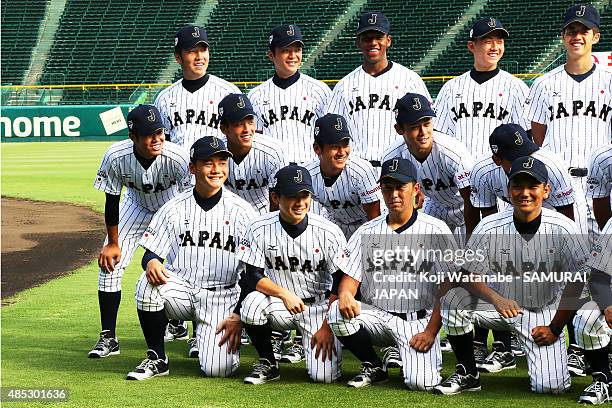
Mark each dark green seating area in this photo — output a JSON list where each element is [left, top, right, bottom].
[[310, 0, 472, 80], [1, 0, 48, 85], [202, 0, 351, 83], [43, 0, 199, 103]]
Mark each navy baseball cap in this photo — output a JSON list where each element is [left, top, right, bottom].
[[190, 136, 232, 161], [394, 93, 435, 125], [175, 25, 209, 50], [470, 17, 509, 39], [219, 94, 255, 123], [563, 4, 600, 29], [127, 105, 166, 137], [273, 165, 314, 196], [269, 24, 304, 50], [314, 114, 351, 145], [508, 156, 548, 185], [356, 12, 390, 36], [379, 158, 418, 184], [489, 124, 539, 161]]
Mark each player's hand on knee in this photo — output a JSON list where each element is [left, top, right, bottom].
[[410, 331, 436, 353], [280, 291, 305, 315], [145, 259, 169, 286], [216, 313, 242, 354], [310, 321, 337, 362], [605, 306, 612, 328], [531, 325, 558, 346], [492, 295, 523, 318], [98, 243, 121, 273], [338, 293, 360, 319]]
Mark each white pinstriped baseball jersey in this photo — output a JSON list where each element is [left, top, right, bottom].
[[588, 218, 612, 275], [465, 208, 589, 309], [248, 73, 331, 163], [469, 149, 577, 209], [326, 62, 431, 161], [93, 139, 192, 211], [303, 156, 381, 226], [586, 145, 612, 199], [237, 212, 347, 299], [225, 134, 288, 214], [333, 212, 458, 313], [139, 189, 257, 288], [433, 69, 530, 159], [524, 64, 612, 168], [154, 76, 241, 149], [381, 132, 472, 209]]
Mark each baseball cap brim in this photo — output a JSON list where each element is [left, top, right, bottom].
[[356, 27, 389, 36], [563, 18, 597, 29], [192, 149, 233, 160], [179, 39, 210, 50], [378, 174, 416, 184], [223, 110, 256, 123], [133, 125, 166, 137], [472, 27, 509, 39], [273, 39, 304, 49], [276, 185, 314, 196], [396, 112, 435, 125]]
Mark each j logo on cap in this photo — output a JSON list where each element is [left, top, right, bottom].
[[514, 131, 523, 145], [523, 157, 534, 169], [576, 5, 586, 16], [488, 17, 496, 27], [147, 109, 156, 122], [210, 138, 219, 148], [334, 118, 343, 131], [368, 14, 377, 24], [287, 25, 294, 36], [412, 98, 422, 110], [192, 27, 200, 38], [389, 159, 399, 172]]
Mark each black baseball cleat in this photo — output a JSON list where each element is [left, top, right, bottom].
[[164, 320, 189, 342], [510, 333, 525, 357], [473, 341, 487, 370], [381, 346, 402, 369], [578, 372, 610, 404], [433, 364, 481, 395], [347, 362, 388, 388], [187, 338, 198, 358], [568, 344, 587, 377], [280, 341, 305, 364], [126, 350, 169, 381], [244, 358, 280, 385], [88, 330, 120, 358], [440, 336, 452, 353], [479, 341, 516, 373]]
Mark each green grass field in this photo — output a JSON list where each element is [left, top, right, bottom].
[[1, 142, 592, 407]]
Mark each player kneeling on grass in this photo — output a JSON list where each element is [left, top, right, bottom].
[[126, 136, 257, 380], [572, 218, 612, 405], [236, 165, 346, 384], [434, 156, 588, 395], [328, 158, 458, 390], [89, 105, 191, 359], [304, 113, 382, 239]]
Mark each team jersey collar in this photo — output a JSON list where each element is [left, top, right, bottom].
[[133, 145, 157, 170], [470, 67, 500, 85], [182, 74, 210, 93], [566, 63, 596, 83], [279, 214, 308, 239], [513, 211, 542, 241], [387, 208, 418, 234], [272, 71, 301, 90], [366, 61, 394, 78], [193, 187, 222, 211]]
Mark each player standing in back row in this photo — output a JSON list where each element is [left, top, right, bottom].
[[88, 105, 191, 358], [433, 17, 530, 160], [326, 12, 431, 166], [155, 25, 241, 150], [525, 4, 612, 241], [248, 24, 331, 164]]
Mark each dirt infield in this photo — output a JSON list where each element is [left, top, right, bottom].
[[1, 198, 104, 300]]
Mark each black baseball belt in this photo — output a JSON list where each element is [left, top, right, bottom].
[[301, 290, 331, 305], [205, 283, 236, 292], [568, 167, 588, 177], [388, 309, 427, 320], [369, 160, 381, 167]]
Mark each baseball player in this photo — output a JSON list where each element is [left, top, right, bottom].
[[328, 157, 459, 390], [586, 145, 612, 230], [326, 12, 431, 166], [304, 113, 382, 239], [248, 24, 331, 164], [88, 105, 191, 358], [434, 156, 589, 395], [381, 92, 478, 242], [126, 136, 257, 380], [219, 93, 288, 213], [525, 4, 611, 242], [236, 165, 346, 384], [572, 217, 612, 404], [155, 25, 241, 150], [433, 17, 530, 160], [155, 25, 241, 349]]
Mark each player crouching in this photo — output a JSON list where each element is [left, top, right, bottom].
[[126, 136, 257, 380], [328, 158, 459, 390], [237, 165, 346, 384], [434, 156, 588, 395]]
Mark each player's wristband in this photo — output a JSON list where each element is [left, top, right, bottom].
[[141, 250, 163, 270], [548, 323, 562, 337]]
